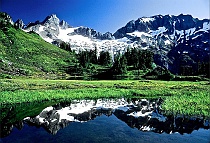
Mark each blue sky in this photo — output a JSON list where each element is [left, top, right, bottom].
[[1, 0, 209, 33]]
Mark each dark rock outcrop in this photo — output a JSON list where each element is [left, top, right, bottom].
[[14, 19, 25, 29]]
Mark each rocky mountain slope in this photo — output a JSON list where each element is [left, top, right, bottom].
[[23, 14, 130, 61], [114, 14, 210, 75], [23, 14, 210, 75]]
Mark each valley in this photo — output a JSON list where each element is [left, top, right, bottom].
[[0, 11, 209, 116], [1, 12, 209, 79], [0, 11, 209, 142]]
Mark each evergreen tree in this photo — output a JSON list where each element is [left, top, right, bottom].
[[98, 51, 112, 66], [124, 47, 154, 71], [60, 42, 72, 52], [124, 48, 133, 66], [142, 49, 154, 69], [120, 55, 128, 74], [90, 46, 97, 64], [111, 54, 127, 74], [78, 50, 90, 68], [131, 48, 139, 68]]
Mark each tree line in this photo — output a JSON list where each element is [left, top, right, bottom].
[[60, 41, 154, 75], [111, 48, 154, 74]]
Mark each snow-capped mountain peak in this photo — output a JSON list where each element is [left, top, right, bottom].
[[24, 14, 210, 75], [42, 14, 59, 25]]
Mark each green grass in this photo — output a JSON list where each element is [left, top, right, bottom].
[[0, 79, 209, 117], [161, 91, 210, 116], [0, 23, 77, 78]]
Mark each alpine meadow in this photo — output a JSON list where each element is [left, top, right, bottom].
[[0, 3, 210, 142]]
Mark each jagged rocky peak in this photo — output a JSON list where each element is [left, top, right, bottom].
[[42, 14, 60, 26], [173, 14, 196, 30], [25, 14, 60, 28], [103, 32, 115, 40], [59, 20, 71, 29], [24, 14, 69, 38], [14, 19, 25, 29], [24, 13, 114, 40]]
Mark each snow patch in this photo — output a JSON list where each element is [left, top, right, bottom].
[[141, 17, 155, 23], [203, 22, 210, 31], [56, 107, 80, 122], [117, 37, 129, 42], [42, 37, 54, 43], [68, 35, 92, 44], [149, 27, 167, 36], [192, 34, 201, 40], [140, 126, 155, 131], [94, 98, 133, 110], [127, 31, 152, 37], [141, 47, 149, 50], [36, 115, 45, 124], [165, 40, 171, 45], [185, 28, 196, 35], [39, 25, 45, 32], [43, 106, 54, 112], [50, 26, 57, 31], [57, 27, 77, 42], [128, 111, 153, 117]]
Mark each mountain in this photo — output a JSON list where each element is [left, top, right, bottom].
[[1, 13, 209, 77], [24, 14, 114, 41], [0, 12, 76, 78], [114, 14, 210, 75], [24, 14, 210, 76], [24, 14, 127, 59]]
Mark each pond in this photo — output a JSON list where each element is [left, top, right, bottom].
[[0, 98, 209, 143]]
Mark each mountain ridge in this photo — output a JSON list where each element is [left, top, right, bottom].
[[2, 12, 210, 77], [113, 14, 210, 38], [22, 13, 210, 35]]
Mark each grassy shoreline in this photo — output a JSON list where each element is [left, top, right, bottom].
[[0, 79, 209, 116]]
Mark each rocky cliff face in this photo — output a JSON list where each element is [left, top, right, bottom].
[[23, 14, 210, 75], [113, 14, 207, 38], [115, 14, 210, 75]]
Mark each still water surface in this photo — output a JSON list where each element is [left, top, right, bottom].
[[1, 98, 209, 143]]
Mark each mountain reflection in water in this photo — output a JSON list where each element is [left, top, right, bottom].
[[0, 98, 209, 139]]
